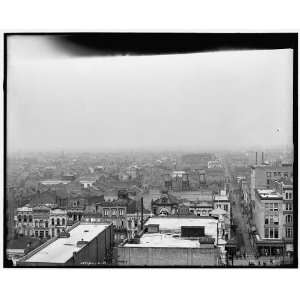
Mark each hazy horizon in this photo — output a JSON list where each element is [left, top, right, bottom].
[[7, 36, 293, 153]]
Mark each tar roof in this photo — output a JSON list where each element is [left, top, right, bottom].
[[144, 216, 217, 231], [25, 223, 109, 264]]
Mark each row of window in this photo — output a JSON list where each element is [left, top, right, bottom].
[[264, 227, 279, 239], [18, 215, 33, 223], [17, 215, 67, 226], [264, 227, 293, 239], [285, 203, 293, 211], [264, 216, 279, 225], [266, 172, 289, 178], [265, 203, 279, 212], [34, 228, 61, 238], [103, 208, 124, 216]]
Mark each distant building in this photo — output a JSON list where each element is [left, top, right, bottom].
[[117, 216, 222, 266], [151, 190, 179, 216], [79, 177, 97, 189], [17, 222, 114, 266]]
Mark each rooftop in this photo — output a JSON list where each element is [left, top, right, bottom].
[[256, 189, 282, 200], [124, 233, 203, 248], [144, 216, 218, 233], [24, 223, 109, 264]]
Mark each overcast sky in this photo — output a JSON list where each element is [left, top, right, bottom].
[[7, 36, 293, 153]]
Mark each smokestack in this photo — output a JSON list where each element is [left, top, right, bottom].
[[141, 197, 144, 230], [262, 152, 264, 164], [255, 152, 258, 165]]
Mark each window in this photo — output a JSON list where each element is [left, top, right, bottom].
[[289, 192, 292, 200], [104, 209, 109, 216], [23, 215, 27, 222], [285, 203, 293, 211], [224, 204, 228, 211], [62, 218, 65, 226], [45, 221, 48, 228], [73, 201, 77, 207], [39, 231, 44, 238], [35, 220, 38, 227], [265, 217, 269, 225], [277, 172, 281, 177], [56, 218, 60, 226], [35, 231, 38, 237], [273, 172, 277, 177], [29, 215, 32, 223], [286, 228, 293, 238], [119, 209, 124, 216], [112, 209, 117, 216], [51, 218, 54, 226], [45, 231, 49, 237], [266, 179, 271, 185], [286, 215, 293, 224], [273, 216, 279, 225], [266, 172, 271, 178], [264, 228, 269, 238], [266, 203, 279, 212], [18, 215, 22, 222], [264, 228, 279, 239]]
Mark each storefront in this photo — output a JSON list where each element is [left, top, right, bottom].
[[255, 236, 284, 256]]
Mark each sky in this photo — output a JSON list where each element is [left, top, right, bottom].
[[7, 36, 293, 153]]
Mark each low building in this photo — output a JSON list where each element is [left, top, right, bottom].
[[117, 216, 222, 266], [151, 190, 179, 216], [79, 177, 97, 189], [6, 237, 42, 266], [17, 222, 114, 266]]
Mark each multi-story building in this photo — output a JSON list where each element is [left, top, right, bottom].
[[117, 216, 222, 266], [17, 222, 114, 266], [15, 205, 69, 240], [250, 163, 293, 201], [272, 178, 294, 255], [252, 189, 285, 256]]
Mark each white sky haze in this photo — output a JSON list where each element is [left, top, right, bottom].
[[7, 36, 293, 152]]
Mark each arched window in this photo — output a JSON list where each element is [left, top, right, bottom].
[[51, 218, 54, 226], [29, 215, 33, 223], [62, 218, 65, 226], [23, 215, 27, 222], [18, 215, 22, 222], [56, 218, 60, 226]]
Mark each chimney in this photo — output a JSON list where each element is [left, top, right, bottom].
[[255, 152, 258, 165], [262, 152, 264, 164], [141, 197, 144, 230]]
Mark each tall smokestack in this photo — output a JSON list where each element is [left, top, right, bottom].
[[141, 197, 144, 230], [255, 152, 258, 165], [262, 152, 264, 164]]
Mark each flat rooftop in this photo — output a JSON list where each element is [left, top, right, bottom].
[[24, 223, 109, 264], [256, 189, 282, 200], [124, 233, 202, 248], [144, 217, 218, 242]]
